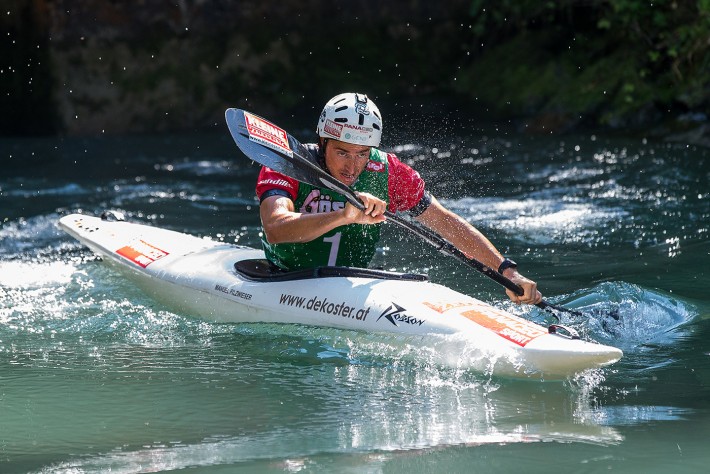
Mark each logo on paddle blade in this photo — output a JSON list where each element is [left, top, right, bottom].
[[243, 111, 293, 158], [377, 303, 425, 327]]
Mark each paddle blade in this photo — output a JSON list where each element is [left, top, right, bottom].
[[225, 108, 316, 181], [225, 108, 360, 206]]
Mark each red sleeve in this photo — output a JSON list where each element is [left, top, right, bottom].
[[387, 153, 426, 212], [256, 167, 300, 201]]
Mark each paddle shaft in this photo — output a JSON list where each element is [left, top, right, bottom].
[[349, 179, 581, 317], [383, 209, 577, 317]]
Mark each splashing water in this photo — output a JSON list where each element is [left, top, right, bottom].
[[561, 282, 695, 349]]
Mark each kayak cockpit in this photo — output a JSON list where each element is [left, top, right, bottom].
[[234, 259, 429, 283]]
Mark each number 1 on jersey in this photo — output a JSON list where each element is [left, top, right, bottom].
[[323, 232, 341, 266]]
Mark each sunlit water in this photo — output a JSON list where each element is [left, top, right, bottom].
[[1, 127, 709, 473]]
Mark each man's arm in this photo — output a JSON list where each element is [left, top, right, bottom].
[[260, 193, 387, 244], [414, 196, 542, 305]]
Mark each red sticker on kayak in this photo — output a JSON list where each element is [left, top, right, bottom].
[[244, 111, 293, 158], [423, 301, 471, 313], [460, 308, 547, 347], [116, 240, 168, 268]]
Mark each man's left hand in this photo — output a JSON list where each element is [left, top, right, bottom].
[[503, 269, 543, 305]]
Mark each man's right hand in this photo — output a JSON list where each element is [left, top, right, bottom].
[[344, 192, 387, 225]]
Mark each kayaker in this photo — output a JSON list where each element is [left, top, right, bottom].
[[256, 93, 542, 305]]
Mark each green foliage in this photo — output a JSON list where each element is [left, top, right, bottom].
[[7, 0, 708, 135], [460, 0, 710, 126]]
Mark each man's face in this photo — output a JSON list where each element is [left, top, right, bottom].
[[323, 139, 371, 186]]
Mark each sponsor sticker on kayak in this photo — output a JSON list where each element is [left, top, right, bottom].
[[278, 292, 371, 321], [377, 303, 425, 327], [423, 301, 546, 346], [461, 308, 547, 346], [243, 111, 293, 158], [116, 239, 168, 268], [423, 301, 471, 314]]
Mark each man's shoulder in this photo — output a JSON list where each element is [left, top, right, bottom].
[[381, 150, 418, 177], [256, 167, 299, 200], [369, 148, 392, 163]]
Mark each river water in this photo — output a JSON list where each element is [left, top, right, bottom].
[[1, 119, 709, 473]]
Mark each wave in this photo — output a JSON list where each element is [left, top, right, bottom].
[[0, 213, 77, 258], [1, 181, 91, 198], [554, 281, 696, 349], [445, 195, 629, 246]]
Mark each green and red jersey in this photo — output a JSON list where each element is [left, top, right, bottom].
[[256, 147, 427, 270]]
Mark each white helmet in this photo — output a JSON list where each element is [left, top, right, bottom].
[[316, 93, 382, 147]]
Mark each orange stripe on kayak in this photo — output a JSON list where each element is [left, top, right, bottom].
[[460, 308, 547, 347]]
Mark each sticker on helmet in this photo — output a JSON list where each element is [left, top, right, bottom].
[[323, 119, 343, 138], [355, 102, 370, 115], [244, 111, 293, 158]]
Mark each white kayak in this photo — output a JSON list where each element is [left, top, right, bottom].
[[58, 212, 622, 379]]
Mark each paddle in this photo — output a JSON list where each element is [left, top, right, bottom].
[[225, 108, 583, 325]]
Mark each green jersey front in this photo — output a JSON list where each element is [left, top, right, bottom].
[[262, 149, 389, 270]]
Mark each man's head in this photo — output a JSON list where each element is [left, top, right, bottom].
[[317, 93, 382, 147], [316, 93, 382, 185]]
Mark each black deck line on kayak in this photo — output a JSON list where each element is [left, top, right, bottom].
[[234, 259, 429, 282]]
